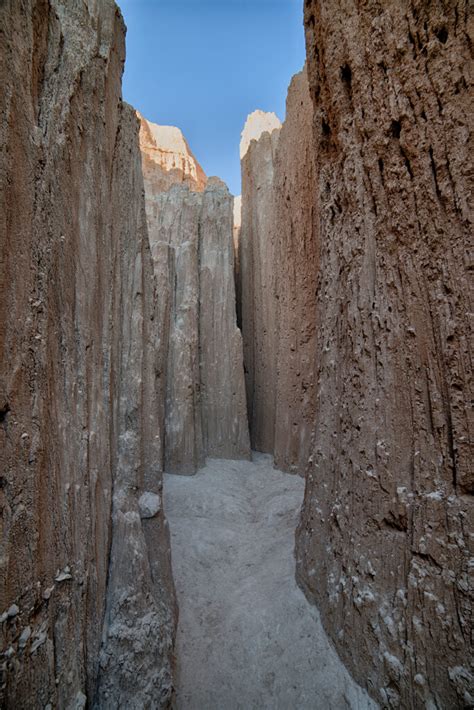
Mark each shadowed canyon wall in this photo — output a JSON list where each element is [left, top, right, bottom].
[[139, 117, 250, 475], [297, 2, 473, 707], [1, 3, 249, 703], [0, 2, 175, 707], [239, 111, 282, 454], [239, 72, 318, 473], [273, 68, 318, 475], [240, 3, 472, 708]]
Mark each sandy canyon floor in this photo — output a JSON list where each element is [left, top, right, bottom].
[[164, 454, 377, 709]]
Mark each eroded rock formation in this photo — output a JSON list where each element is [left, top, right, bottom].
[[239, 72, 318, 473], [199, 179, 250, 462], [239, 110, 281, 161], [240, 5, 472, 707], [273, 67, 318, 474], [239, 111, 281, 453], [2, 0, 471, 707], [139, 112, 207, 193], [0, 2, 175, 706], [233, 194, 242, 316], [139, 116, 250, 474], [296, 3, 473, 706]]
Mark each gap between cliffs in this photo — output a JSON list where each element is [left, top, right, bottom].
[[138, 83, 376, 707], [164, 456, 376, 709], [1, 3, 471, 708]]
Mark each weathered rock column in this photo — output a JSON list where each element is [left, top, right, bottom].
[[296, 2, 473, 707], [239, 80, 318, 474], [94, 105, 177, 709], [139, 116, 250, 473], [273, 67, 318, 475], [239, 111, 281, 453], [0, 2, 176, 707], [199, 179, 250, 460], [149, 185, 205, 475]]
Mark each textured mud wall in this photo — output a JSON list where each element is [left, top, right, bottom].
[[93, 106, 176, 710], [0, 2, 175, 707], [140, 122, 250, 473], [296, 2, 473, 708], [239, 82, 318, 472], [147, 186, 203, 475], [233, 195, 242, 327], [239, 112, 281, 453], [199, 179, 250, 461], [273, 67, 318, 474]]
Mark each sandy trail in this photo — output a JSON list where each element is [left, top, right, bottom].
[[164, 454, 377, 710]]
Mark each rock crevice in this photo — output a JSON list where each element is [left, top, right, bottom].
[[2, 1, 472, 708]]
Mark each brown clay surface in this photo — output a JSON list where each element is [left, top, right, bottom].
[[0, 3, 175, 706], [239, 112, 281, 453], [140, 116, 250, 474], [273, 67, 319, 475], [296, 2, 473, 707]]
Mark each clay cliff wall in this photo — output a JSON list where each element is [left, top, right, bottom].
[[295, 2, 473, 707], [239, 112, 281, 453], [139, 113, 207, 194], [199, 180, 250, 462], [0, 2, 175, 707], [140, 118, 250, 474], [239, 75, 318, 472], [239, 5, 472, 706], [3, 1, 471, 707], [273, 68, 318, 474]]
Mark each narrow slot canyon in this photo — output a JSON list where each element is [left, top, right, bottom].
[[1, 2, 472, 710], [164, 457, 375, 709]]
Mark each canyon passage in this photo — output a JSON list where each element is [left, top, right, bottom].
[[165, 456, 376, 709], [1, 1, 472, 709]]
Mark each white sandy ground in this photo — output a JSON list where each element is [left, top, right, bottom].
[[164, 453, 378, 710]]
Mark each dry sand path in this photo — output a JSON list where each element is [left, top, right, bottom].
[[164, 454, 377, 710]]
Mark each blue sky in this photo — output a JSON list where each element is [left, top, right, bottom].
[[119, 0, 306, 195]]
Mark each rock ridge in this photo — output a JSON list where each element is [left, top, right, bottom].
[[139, 112, 207, 193]]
